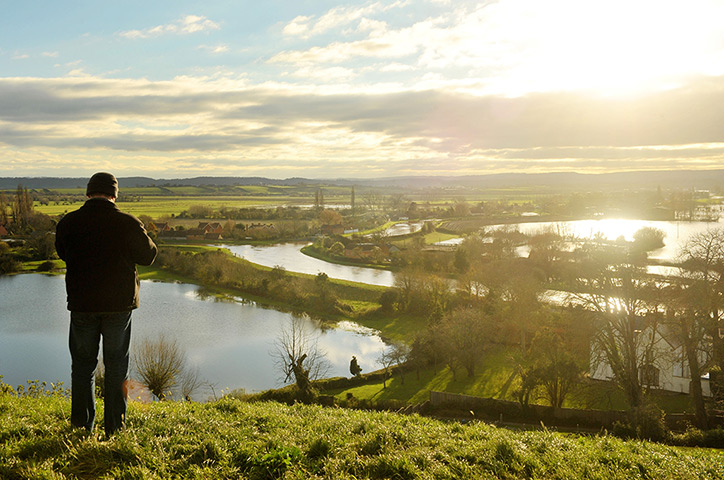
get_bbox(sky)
[2,0,724,179]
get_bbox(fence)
[428,391,717,431]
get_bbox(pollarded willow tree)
[134,336,186,400]
[273,314,330,403]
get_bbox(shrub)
[0,255,20,274]
[613,403,669,441]
[36,260,55,272]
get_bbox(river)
[222,243,397,287]
[0,274,387,399]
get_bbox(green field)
[25,182,564,219]
[35,196,313,217]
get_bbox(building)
[590,323,712,397]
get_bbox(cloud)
[3,74,724,177]
[272,0,724,95]
[281,2,406,39]
[12,54,30,60]
[119,15,220,39]
[198,44,229,54]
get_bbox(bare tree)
[0,192,9,225]
[435,306,495,379]
[376,343,410,387]
[134,336,185,400]
[664,280,712,429]
[179,365,204,401]
[569,247,665,408]
[675,228,724,419]
[377,349,395,389]
[273,315,330,402]
[519,310,588,408]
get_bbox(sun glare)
[481,0,724,97]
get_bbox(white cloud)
[281,1,406,39]
[42,51,59,58]
[199,44,229,54]
[119,15,220,39]
[272,0,724,96]
[12,54,30,60]
[289,66,356,80]
[282,15,313,36]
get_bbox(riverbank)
[137,245,410,338]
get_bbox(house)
[0,224,8,237]
[197,222,223,235]
[151,222,171,233]
[590,322,712,397]
[184,222,224,240]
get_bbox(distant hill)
[1,170,723,191]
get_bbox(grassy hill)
[2,393,723,479]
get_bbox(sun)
[477,0,724,97]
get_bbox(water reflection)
[437,219,720,263]
[0,275,387,397]
[513,219,720,261]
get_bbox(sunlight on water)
[510,219,721,261]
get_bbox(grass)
[327,347,522,405]
[33,186,356,217]
[353,312,428,344]
[36,196,313,217]
[422,231,460,244]
[2,393,723,479]
[326,345,696,414]
[300,245,392,271]
[18,259,65,273]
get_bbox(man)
[55,172,157,436]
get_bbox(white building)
[591,324,711,397]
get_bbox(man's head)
[86,172,118,200]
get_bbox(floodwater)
[0,275,387,398]
[439,219,721,263]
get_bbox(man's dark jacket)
[55,198,158,312]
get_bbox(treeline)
[0,185,58,274]
[177,205,321,220]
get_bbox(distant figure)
[55,172,157,436]
[350,356,362,377]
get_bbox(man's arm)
[55,219,67,261]
[128,218,158,266]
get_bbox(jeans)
[69,311,132,436]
